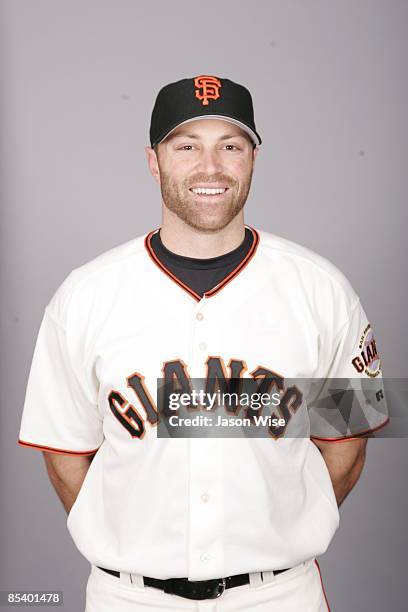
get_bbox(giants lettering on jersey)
[351,323,381,378]
[107,356,303,440]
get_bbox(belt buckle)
[215,577,226,598]
[171,577,226,600]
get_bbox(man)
[18,75,389,611]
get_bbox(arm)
[311,437,368,507]
[42,451,95,514]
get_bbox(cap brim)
[157,115,261,146]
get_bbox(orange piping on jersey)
[144,226,260,301]
[17,439,100,456]
[144,229,201,301]
[314,559,331,611]
[310,416,390,442]
[203,226,260,297]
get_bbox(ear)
[253,146,259,160]
[145,146,161,184]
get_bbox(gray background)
[1,0,407,610]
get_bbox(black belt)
[97,566,290,600]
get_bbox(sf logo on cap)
[194,75,221,106]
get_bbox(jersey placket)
[187,296,224,580]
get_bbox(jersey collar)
[144,225,260,302]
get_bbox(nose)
[195,147,223,175]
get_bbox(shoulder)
[45,232,150,326]
[255,227,359,306]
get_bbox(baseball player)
[18,75,389,611]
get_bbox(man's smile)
[189,186,230,197]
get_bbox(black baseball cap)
[149,75,262,148]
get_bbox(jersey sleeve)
[307,299,389,441]
[18,303,104,456]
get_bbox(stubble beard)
[158,166,254,233]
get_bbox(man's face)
[147,119,258,232]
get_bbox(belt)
[97,566,290,600]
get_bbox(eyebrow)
[167,132,247,142]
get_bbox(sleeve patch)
[351,323,381,378]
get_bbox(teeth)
[190,187,227,195]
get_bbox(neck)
[159,209,246,258]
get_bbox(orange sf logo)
[194,75,222,106]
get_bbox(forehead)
[164,118,249,141]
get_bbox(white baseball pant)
[84,558,330,611]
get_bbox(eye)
[177,145,195,151]
[224,144,240,151]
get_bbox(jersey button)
[198,342,207,350]
[196,312,204,321]
[201,493,210,503]
[200,553,210,562]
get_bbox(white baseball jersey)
[18,226,388,581]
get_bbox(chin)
[182,213,240,233]
[164,194,245,233]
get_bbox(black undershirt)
[150,228,254,297]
